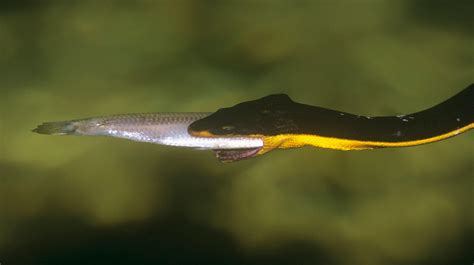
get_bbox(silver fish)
[33,113,263,151]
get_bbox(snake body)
[189,84,473,161]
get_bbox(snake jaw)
[213,147,262,162]
[189,130,215,137]
[188,129,267,162]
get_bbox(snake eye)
[221,125,235,131]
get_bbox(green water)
[1,1,472,264]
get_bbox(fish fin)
[32,121,78,135]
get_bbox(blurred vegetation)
[0,1,472,264]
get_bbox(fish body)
[33,113,264,150]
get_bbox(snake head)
[188,94,299,137]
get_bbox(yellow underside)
[258,123,474,154]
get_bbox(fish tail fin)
[32,120,79,135]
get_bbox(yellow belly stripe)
[259,123,474,154]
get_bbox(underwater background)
[1,1,472,264]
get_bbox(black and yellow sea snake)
[34,84,473,162]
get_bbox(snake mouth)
[188,129,216,137]
[213,147,262,163]
[189,129,264,162]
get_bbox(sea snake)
[188,84,473,162]
[34,84,473,162]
